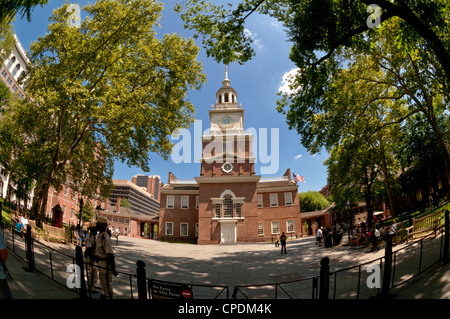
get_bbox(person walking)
[85,222,98,294]
[316,227,323,246]
[280,232,287,254]
[95,217,117,299]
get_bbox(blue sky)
[12,0,329,192]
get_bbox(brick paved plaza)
[5,230,450,299]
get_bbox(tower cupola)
[215,66,239,109]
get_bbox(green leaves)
[1,0,206,216]
[0,0,48,23]
[176,0,268,65]
[299,191,330,212]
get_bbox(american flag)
[293,172,305,183]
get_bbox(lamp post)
[346,201,352,242]
[78,197,84,230]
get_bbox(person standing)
[280,232,287,254]
[95,218,117,299]
[0,228,12,299]
[85,222,98,293]
[316,227,323,246]
[429,193,434,210]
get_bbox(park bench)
[43,223,67,244]
[393,221,406,244]
[27,219,41,239]
[406,210,441,243]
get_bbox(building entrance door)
[220,220,236,244]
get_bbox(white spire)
[222,66,230,87]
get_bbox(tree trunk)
[30,178,51,223]
[381,161,396,217]
[426,115,450,197]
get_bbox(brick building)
[45,184,108,227]
[159,69,301,244]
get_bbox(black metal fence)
[2,210,449,299]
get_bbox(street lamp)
[78,197,84,230]
[346,201,352,242]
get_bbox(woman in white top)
[20,213,29,226]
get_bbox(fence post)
[319,257,330,300]
[444,210,449,265]
[382,235,393,299]
[75,245,87,299]
[25,224,35,272]
[136,260,147,299]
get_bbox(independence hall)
[159,69,301,244]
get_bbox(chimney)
[168,172,176,184]
[116,197,121,213]
[284,168,292,181]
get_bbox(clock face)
[219,116,233,128]
[222,162,233,173]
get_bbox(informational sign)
[150,279,193,299]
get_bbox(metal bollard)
[382,235,393,298]
[444,210,449,264]
[75,245,87,299]
[25,224,35,271]
[136,260,147,299]
[319,257,330,299]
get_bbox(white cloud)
[244,28,263,49]
[270,20,283,31]
[294,154,303,159]
[278,68,301,95]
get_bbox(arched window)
[11,63,21,77]
[224,93,229,102]
[223,195,233,217]
[6,56,15,70]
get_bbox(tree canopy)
[299,191,330,212]
[0,0,48,23]
[175,0,450,215]
[0,0,206,220]
[176,1,449,85]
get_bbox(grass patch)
[386,199,450,228]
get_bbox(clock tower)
[200,67,255,177]
[159,67,300,246]
[196,67,260,244]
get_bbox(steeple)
[223,66,230,87]
[215,66,238,109]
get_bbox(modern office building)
[108,179,160,217]
[132,174,162,201]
